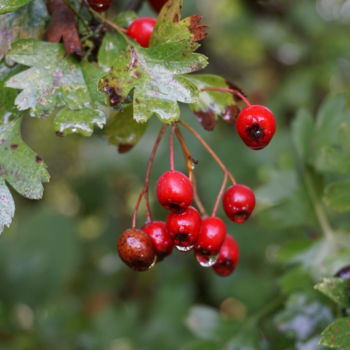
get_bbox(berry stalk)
[201,87,251,106]
[211,173,228,217]
[177,120,237,185]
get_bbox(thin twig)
[211,173,228,217]
[169,125,176,171]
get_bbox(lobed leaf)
[0,178,14,233]
[315,277,350,308]
[0,0,34,14]
[320,317,350,348]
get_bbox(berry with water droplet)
[117,229,156,271]
[213,234,240,277]
[88,0,112,12]
[195,217,226,257]
[166,206,201,251]
[236,105,276,150]
[142,221,174,261]
[223,184,255,223]
[156,170,193,212]
[127,17,157,48]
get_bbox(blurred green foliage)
[1,0,350,349]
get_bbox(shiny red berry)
[117,229,156,271]
[236,105,276,150]
[195,217,226,257]
[156,170,193,212]
[213,235,240,277]
[142,221,174,261]
[127,17,156,48]
[222,184,255,224]
[88,0,112,12]
[148,0,167,12]
[166,206,201,251]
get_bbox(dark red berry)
[195,217,226,257]
[127,17,156,48]
[335,266,350,280]
[236,105,276,150]
[213,234,240,277]
[142,221,174,261]
[148,0,167,12]
[222,184,255,224]
[156,170,193,212]
[166,206,201,251]
[117,228,156,271]
[88,0,112,12]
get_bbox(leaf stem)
[177,120,237,185]
[211,173,228,217]
[132,125,168,227]
[202,87,251,106]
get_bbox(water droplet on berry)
[176,244,194,252]
[195,253,218,267]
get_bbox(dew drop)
[176,244,194,252]
[195,253,218,267]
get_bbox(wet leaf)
[320,317,350,348]
[186,74,237,130]
[0,178,14,233]
[104,104,147,153]
[0,0,48,59]
[315,277,350,308]
[98,31,127,68]
[5,39,106,134]
[0,0,34,14]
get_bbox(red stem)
[169,124,175,171]
[211,173,228,217]
[201,87,252,106]
[131,125,168,228]
[178,120,237,185]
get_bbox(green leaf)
[291,108,314,160]
[6,39,106,134]
[113,10,137,28]
[104,104,147,152]
[315,277,350,308]
[99,43,207,123]
[0,115,49,199]
[98,32,127,68]
[279,267,313,294]
[323,180,350,212]
[185,306,220,340]
[0,0,33,14]
[0,179,14,233]
[0,0,48,59]
[321,318,350,348]
[186,74,238,130]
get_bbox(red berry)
[236,105,276,150]
[142,221,174,261]
[127,17,156,48]
[222,184,255,224]
[156,170,193,212]
[166,206,201,251]
[117,229,156,271]
[195,217,226,257]
[88,0,112,12]
[213,235,240,277]
[148,0,167,12]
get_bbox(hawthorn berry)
[166,206,201,251]
[213,234,240,277]
[156,170,193,212]
[222,184,256,224]
[142,221,174,261]
[195,217,226,257]
[236,105,276,150]
[117,229,156,271]
[127,17,157,48]
[88,0,112,12]
[148,0,167,12]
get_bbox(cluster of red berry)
[117,101,276,277]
